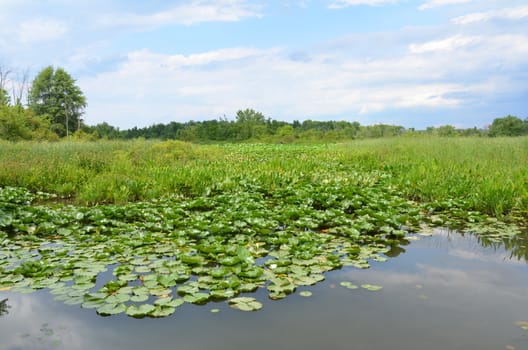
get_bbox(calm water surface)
[1,230,527,350]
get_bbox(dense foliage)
[0,104,58,141]
[84,112,527,143]
[28,66,86,137]
[0,138,526,220]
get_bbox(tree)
[435,125,457,137]
[0,88,9,106]
[0,65,12,106]
[0,104,57,141]
[28,66,86,137]
[235,109,266,139]
[488,115,526,137]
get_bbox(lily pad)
[183,292,210,304]
[150,305,176,318]
[515,321,528,331]
[228,297,263,311]
[130,294,149,302]
[126,304,156,318]
[339,281,359,289]
[96,303,126,316]
[361,284,383,291]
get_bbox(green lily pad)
[299,291,312,297]
[106,293,130,304]
[361,284,383,291]
[210,289,236,300]
[150,305,176,318]
[126,304,156,318]
[229,297,263,311]
[339,281,359,289]
[183,292,210,304]
[130,294,149,302]
[149,288,172,297]
[154,297,184,308]
[96,303,126,316]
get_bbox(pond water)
[1,229,527,350]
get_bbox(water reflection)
[1,230,527,350]
[470,230,528,262]
[0,298,10,316]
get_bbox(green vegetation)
[28,66,86,137]
[0,137,525,219]
[0,138,526,318]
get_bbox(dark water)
[1,230,527,350]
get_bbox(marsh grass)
[0,137,526,220]
[334,137,528,218]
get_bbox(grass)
[333,137,528,219]
[0,136,526,221]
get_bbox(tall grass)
[0,137,526,220]
[334,137,528,218]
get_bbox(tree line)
[1,65,527,142]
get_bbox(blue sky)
[1,0,527,129]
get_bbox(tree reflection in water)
[0,298,10,316]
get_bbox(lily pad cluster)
[0,171,519,317]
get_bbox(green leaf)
[339,281,359,290]
[229,297,263,311]
[183,292,210,304]
[97,303,127,316]
[130,294,149,302]
[361,284,383,291]
[150,306,176,318]
[126,304,156,318]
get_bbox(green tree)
[89,122,122,139]
[0,88,9,106]
[488,115,526,137]
[435,125,457,137]
[235,108,266,139]
[28,66,86,137]
[0,104,57,141]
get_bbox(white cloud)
[17,18,68,44]
[98,0,261,28]
[328,0,400,9]
[408,35,481,54]
[419,0,472,11]
[452,5,528,25]
[79,31,528,128]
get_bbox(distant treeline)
[80,109,528,143]
[1,63,526,142]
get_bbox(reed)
[0,137,526,220]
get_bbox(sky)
[0,0,527,130]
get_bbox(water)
[1,230,527,350]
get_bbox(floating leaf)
[150,306,176,318]
[130,294,149,302]
[96,303,126,316]
[183,292,210,304]
[126,304,156,318]
[515,321,528,331]
[339,281,358,290]
[361,284,383,291]
[299,291,312,297]
[229,297,263,311]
